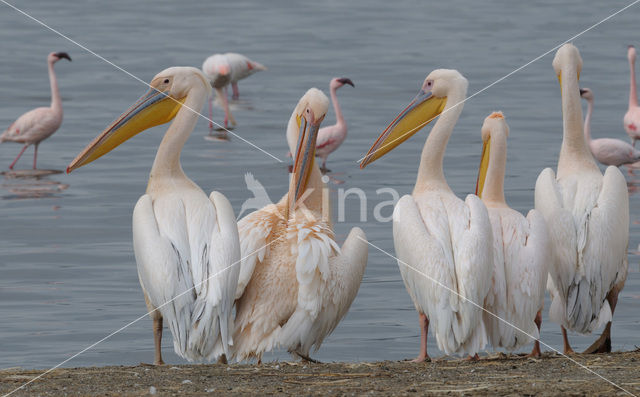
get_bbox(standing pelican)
[475,112,549,357]
[535,44,628,354]
[581,88,640,168]
[233,88,368,362]
[67,67,240,364]
[624,45,640,147]
[1,52,71,169]
[315,77,354,172]
[201,53,267,137]
[360,70,493,361]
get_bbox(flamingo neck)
[630,58,638,108]
[149,85,206,184]
[557,66,598,178]
[482,128,507,207]
[48,60,62,112]
[414,89,465,193]
[583,97,593,143]
[330,85,345,127]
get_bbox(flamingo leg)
[412,313,430,362]
[527,310,543,357]
[583,286,619,354]
[561,326,574,355]
[208,96,214,132]
[9,144,29,170]
[231,82,240,100]
[33,143,39,169]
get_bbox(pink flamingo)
[624,45,640,147]
[315,77,354,172]
[201,53,266,138]
[1,52,71,169]
[582,87,640,168]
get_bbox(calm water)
[0,0,639,369]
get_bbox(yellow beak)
[360,89,446,169]
[475,137,491,197]
[67,87,185,173]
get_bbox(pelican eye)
[164,79,170,84]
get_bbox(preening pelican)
[624,45,640,147]
[1,52,71,169]
[233,88,368,362]
[535,44,628,354]
[580,88,640,168]
[360,69,492,361]
[67,67,241,364]
[475,112,549,357]
[315,77,354,172]
[201,53,267,136]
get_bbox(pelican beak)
[288,110,325,217]
[475,137,491,197]
[360,88,446,168]
[67,87,185,173]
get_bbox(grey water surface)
[0,0,639,369]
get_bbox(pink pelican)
[201,53,266,138]
[581,87,640,168]
[232,88,368,363]
[315,77,354,172]
[624,45,640,146]
[1,52,71,169]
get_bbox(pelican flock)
[1,51,71,169]
[315,77,354,172]
[67,67,241,364]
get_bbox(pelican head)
[287,88,329,217]
[360,69,467,168]
[628,45,636,64]
[552,43,582,88]
[67,66,210,173]
[475,111,509,197]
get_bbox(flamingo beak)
[67,86,185,173]
[475,137,491,197]
[55,52,72,61]
[337,78,354,87]
[360,88,446,168]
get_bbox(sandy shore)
[1,350,639,396]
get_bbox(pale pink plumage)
[315,77,353,170]
[581,87,640,167]
[624,45,640,147]
[1,52,71,169]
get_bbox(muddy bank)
[1,350,639,396]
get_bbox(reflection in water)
[1,169,68,199]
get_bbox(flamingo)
[1,52,71,170]
[624,45,640,147]
[67,67,241,365]
[475,112,549,357]
[360,69,493,361]
[535,44,628,355]
[315,77,354,172]
[201,53,266,138]
[232,88,368,363]
[581,87,640,168]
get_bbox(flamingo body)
[315,77,354,170]
[624,45,640,146]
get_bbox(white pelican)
[315,77,354,172]
[232,88,368,362]
[201,53,267,137]
[535,43,629,354]
[67,67,241,364]
[360,69,493,361]
[1,52,71,169]
[580,88,640,168]
[624,45,640,147]
[475,112,549,357]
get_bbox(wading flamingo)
[360,69,493,361]
[201,53,266,138]
[315,77,354,172]
[1,52,71,170]
[624,45,640,147]
[475,112,549,357]
[67,67,241,365]
[232,88,368,363]
[535,44,628,355]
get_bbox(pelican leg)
[144,293,164,365]
[527,310,543,358]
[561,326,574,355]
[32,143,39,169]
[583,286,619,354]
[9,144,29,170]
[412,313,430,362]
[231,82,240,100]
[466,353,480,361]
[293,351,321,363]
